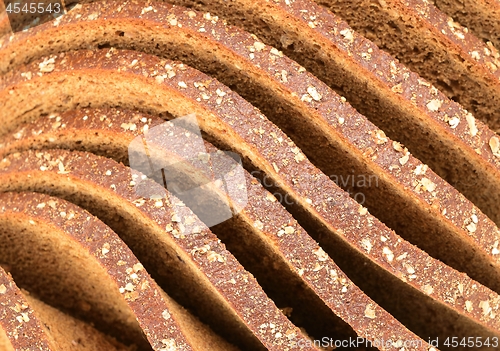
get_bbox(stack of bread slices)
[1,0,500,350]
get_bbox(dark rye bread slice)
[1,5,500,240]
[0,153,315,351]
[0,267,132,351]
[1,21,500,298]
[2,48,500,295]
[0,107,432,350]
[1,3,499,292]
[0,51,498,344]
[150,0,500,227]
[434,0,500,49]
[0,191,239,351]
[312,0,500,130]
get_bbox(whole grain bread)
[2,24,500,296]
[433,0,500,49]
[0,150,316,351]
[0,48,498,344]
[154,0,500,229]
[1,4,499,294]
[312,0,500,130]
[1,3,500,244]
[0,265,131,351]
[0,106,435,350]
[0,191,241,351]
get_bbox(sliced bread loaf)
[1,48,500,303]
[0,107,433,349]
[0,265,131,351]
[0,48,498,342]
[0,191,240,351]
[1,1,500,239]
[0,151,315,351]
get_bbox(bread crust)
[0,149,316,351]
[0,107,432,349]
[0,1,499,250]
[0,49,499,342]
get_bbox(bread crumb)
[364,304,376,319]
[313,247,328,261]
[382,247,394,262]
[0,284,6,294]
[426,99,442,112]
[448,116,460,129]
[422,284,434,295]
[339,28,354,43]
[420,178,437,192]
[254,41,265,52]
[162,310,171,320]
[102,243,110,255]
[489,136,500,156]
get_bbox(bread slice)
[312,0,500,129]
[2,45,500,296]
[0,191,241,351]
[0,50,499,343]
[1,3,500,244]
[0,107,435,348]
[152,0,500,228]
[0,152,315,351]
[0,266,131,351]
[0,4,499,298]
[434,0,500,49]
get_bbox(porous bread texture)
[434,0,500,49]
[2,48,500,313]
[0,50,498,344]
[0,151,314,351]
[1,5,500,269]
[0,191,220,351]
[314,0,500,130]
[156,0,500,228]
[0,107,431,350]
[0,266,131,351]
[1,14,500,297]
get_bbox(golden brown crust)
[0,191,201,351]
[0,48,498,342]
[0,107,432,349]
[0,149,316,351]
[0,4,499,297]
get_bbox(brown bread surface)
[0,265,131,351]
[433,0,500,49]
[0,49,498,344]
[0,107,432,350]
